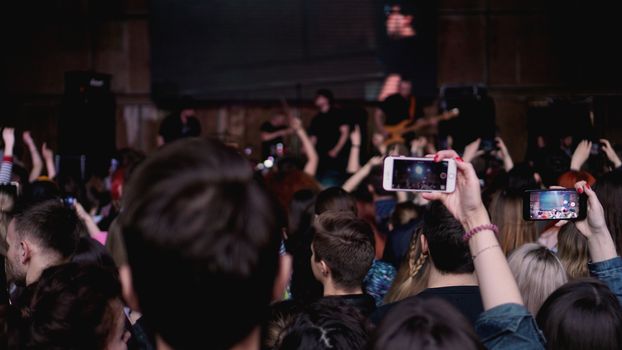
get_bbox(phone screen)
[525,190,585,220]
[391,159,449,191]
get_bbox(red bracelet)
[2,156,13,162]
[463,224,499,242]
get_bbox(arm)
[601,139,622,169]
[495,137,514,172]
[570,140,591,171]
[346,125,362,173]
[1,128,15,183]
[374,109,386,136]
[260,128,293,142]
[75,201,102,239]
[462,138,484,163]
[23,131,43,182]
[290,118,319,177]
[342,156,383,192]
[42,143,56,180]
[328,124,350,158]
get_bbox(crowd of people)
[1,81,622,350]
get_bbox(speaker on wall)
[59,71,115,178]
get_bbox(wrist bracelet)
[463,224,498,242]
[3,156,13,162]
[472,244,500,260]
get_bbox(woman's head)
[508,243,568,315]
[383,228,430,304]
[27,263,128,350]
[557,223,589,279]
[558,170,596,189]
[371,297,484,350]
[489,191,537,255]
[537,278,622,350]
[593,171,622,254]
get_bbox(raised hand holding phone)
[574,181,617,263]
[382,156,456,193]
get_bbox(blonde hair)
[383,228,430,304]
[508,243,568,315]
[489,191,537,255]
[557,223,589,279]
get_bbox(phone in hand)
[383,156,457,193]
[523,189,587,221]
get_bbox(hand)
[422,151,489,228]
[350,125,362,146]
[290,117,302,131]
[328,149,338,158]
[574,181,609,239]
[600,139,622,168]
[42,142,54,160]
[495,137,509,159]
[367,156,383,167]
[463,138,484,163]
[570,140,592,170]
[410,137,427,156]
[22,131,34,145]
[2,127,15,150]
[73,201,90,222]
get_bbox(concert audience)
[2,84,622,350]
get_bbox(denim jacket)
[474,257,622,349]
[589,256,622,304]
[475,303,545,350]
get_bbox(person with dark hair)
[314,187,358,216]
[311,211,376,316]
[371,297,485,350]
[25,263,129,349]
[593,170,622,254]
[5,200,85,287]
[274,298,369,350]
[156,103,201,146]
[260,112,293,160]
[72,236,119,278]
[371,201,483,325]
[536,279,622,350]
[308,89,350,187]
[383,201,421,269]
[119,138,288,350]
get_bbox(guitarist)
[375,79,417,143]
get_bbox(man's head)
[5,200,84,285]
[315,89,334,111]
[120,138,283,349]
[311,211,375,293]
[421,201,474,274]
[398,80,412,98]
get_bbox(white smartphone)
[383,156,457,193]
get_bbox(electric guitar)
[383,108,459,145]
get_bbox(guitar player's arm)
[374,109,387,136]
[328,124,349,158]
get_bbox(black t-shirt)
[381,93,411,126]
[158,115,201,144]
[320,294,377,318]
[308,108,349,173]
[370,285,484,326]
[260,121,288,159]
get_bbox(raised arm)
[346,125,362,173]
[23,131,43,182]
[422,151,523,309]
[261,128,293,142]
[600,139,622,169]
[342,156,383,193]
[1,127,15,183]
[290,118,318,177]
[42,142,56,180]
[495,137,514,172]
[570,140,591,171]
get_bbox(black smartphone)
[523,189,587,221]
[479,138,497,153]
[62,196,76,207]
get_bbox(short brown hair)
[312,211,375,289]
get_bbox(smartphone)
[62,196,76,207]
[590,141,602,155]
[523,189,587,221]
[383,157,457,193]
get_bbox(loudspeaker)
[439,85,496,151]
[59,71,115,178]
